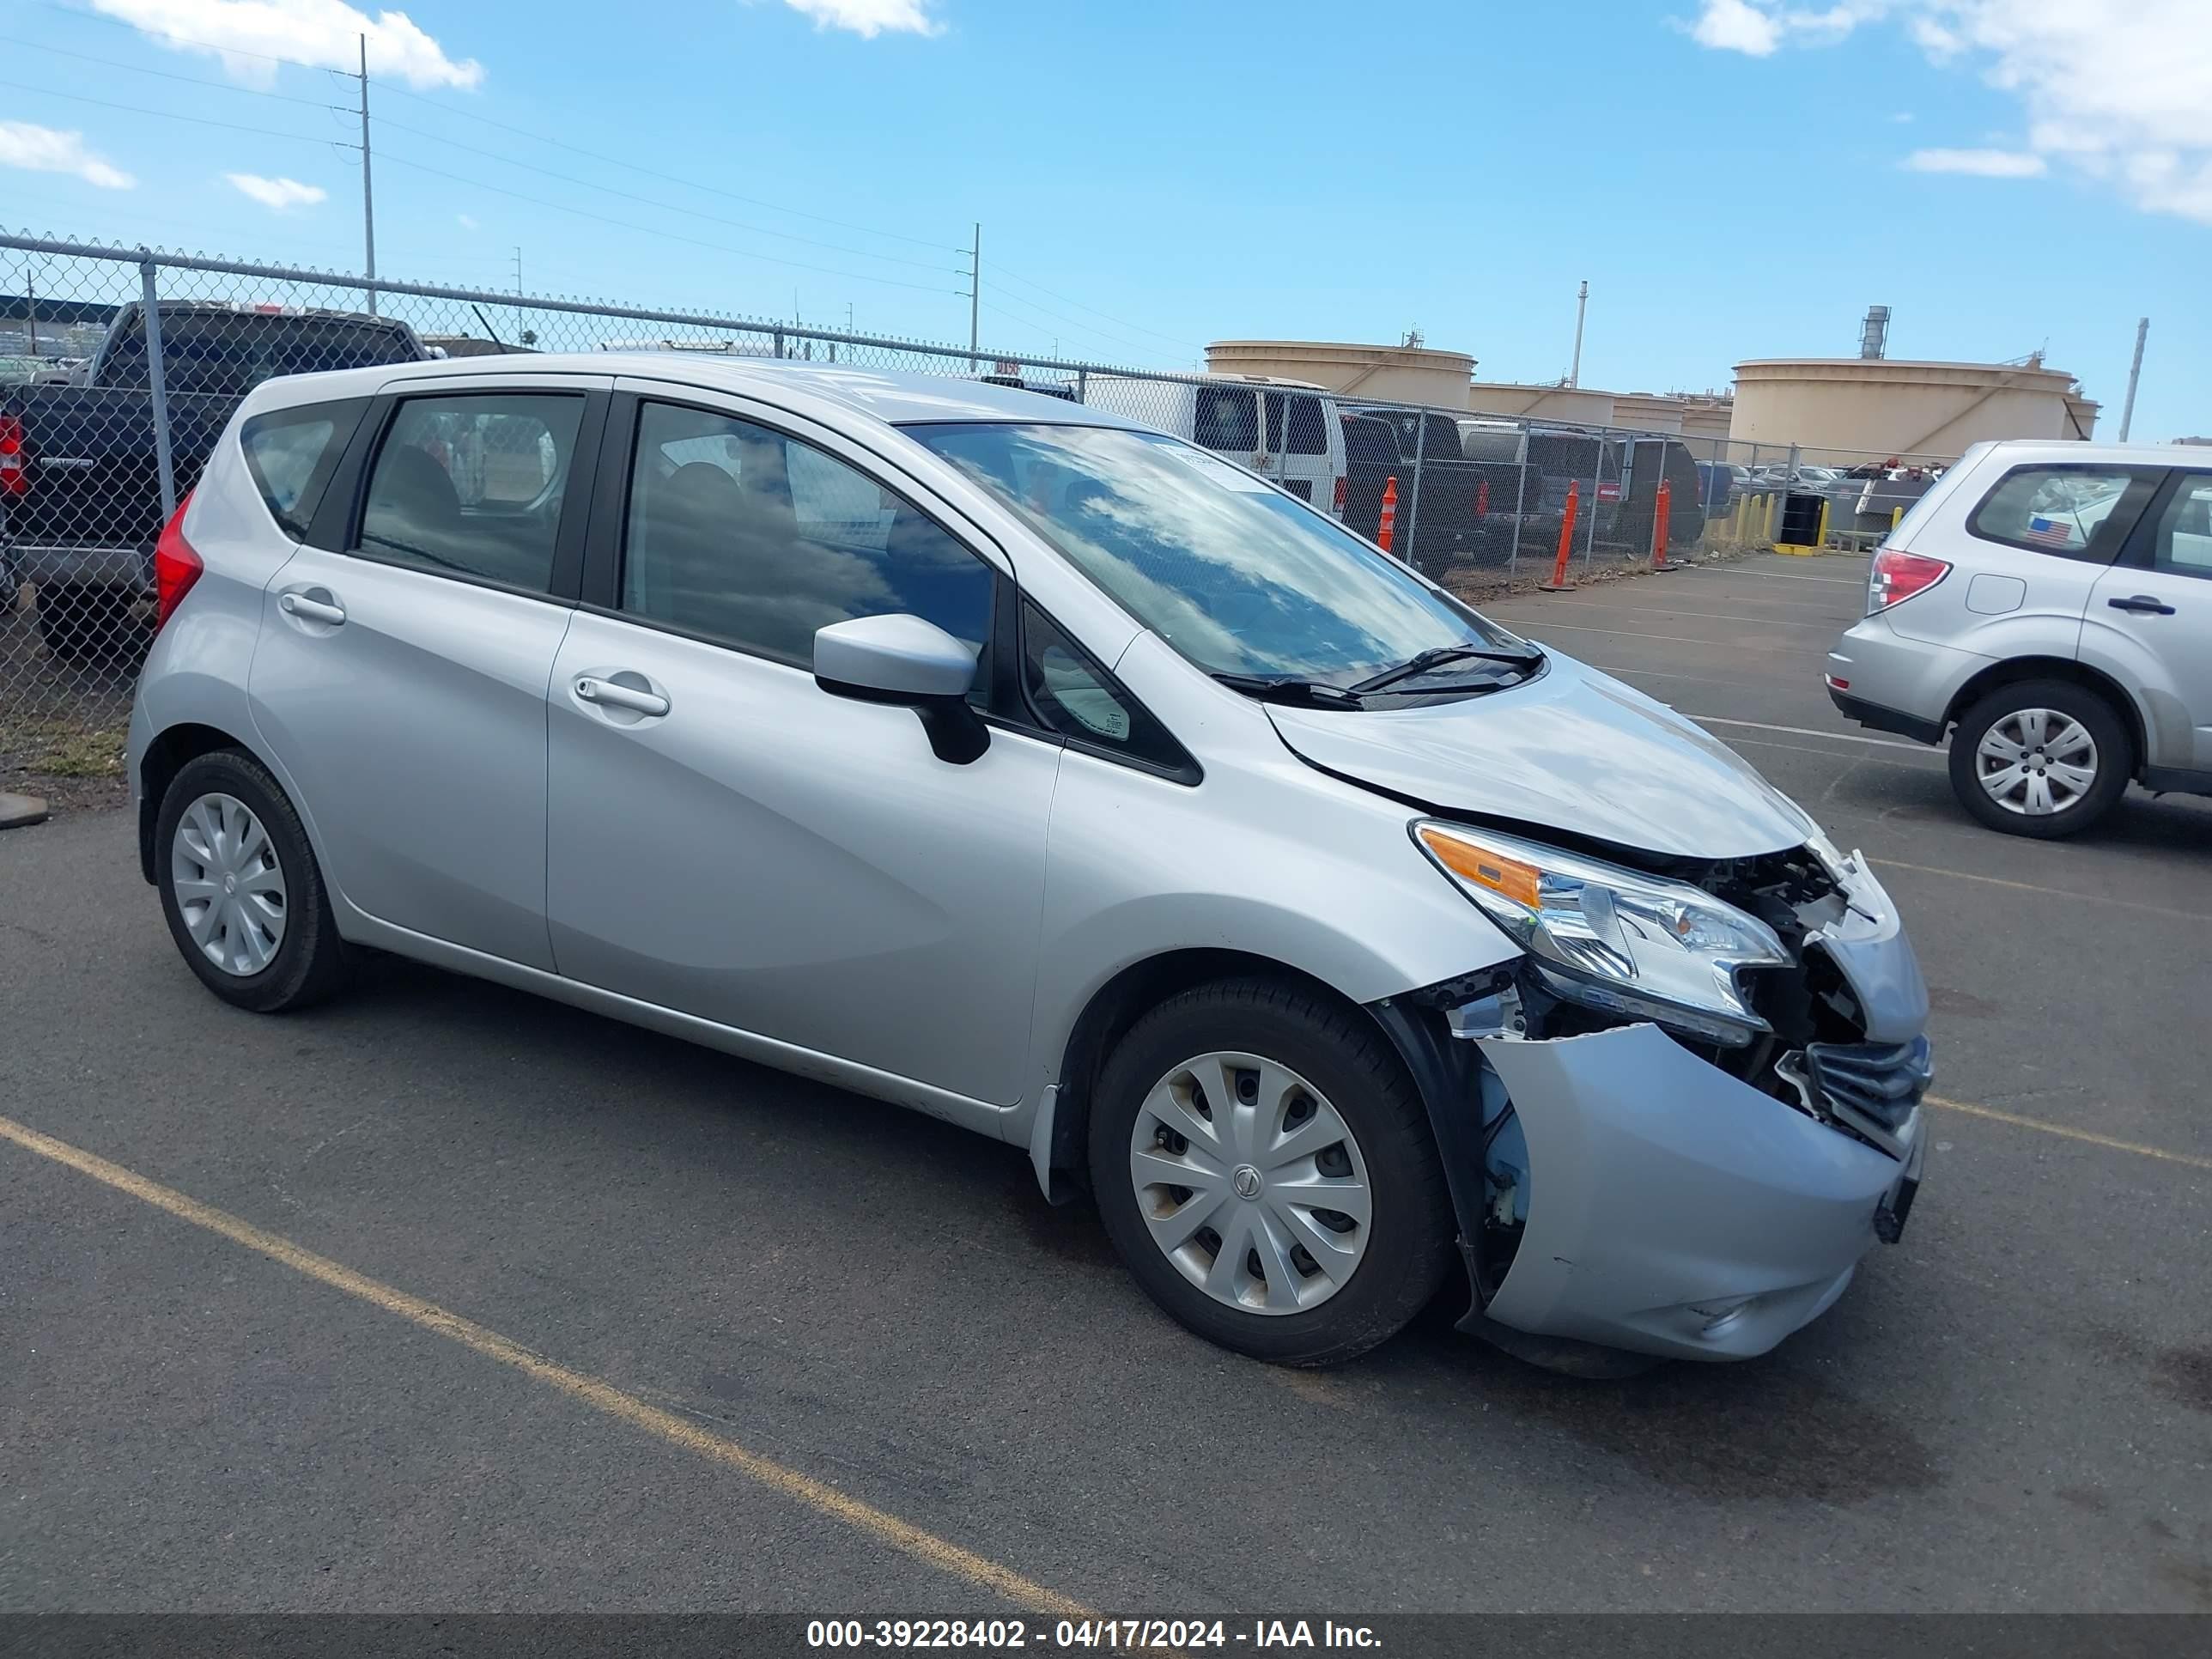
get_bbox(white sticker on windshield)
[1158,444,1273,492]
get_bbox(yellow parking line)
[0,1112,1097,1621]
[1923,1096,2212,1172]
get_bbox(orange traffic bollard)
[1539,481,1580,591]
[1377,476,1399,555]
[1650,478,1676,571]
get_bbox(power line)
[976,286,1170,362]
[372,152,960,297]
[990,261,1204,351]
[11,37,350,109]
[0,77,355,149]
[368,114,957,275]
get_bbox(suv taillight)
[1869,545,1949,612]
[153,493,203,630]
[1333,474,1347,514]
[1474,479,1490,518]
[0,414,26,497]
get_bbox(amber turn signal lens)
[1417,828,1542,908]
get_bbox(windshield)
[909,422,1534,690]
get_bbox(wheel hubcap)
[1128,1051,1371,1316]
[171,792,288,976]
[1975,708,2098,817]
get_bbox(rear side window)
[356,392,583,593]
[1264,393,1328,457]
[240,399,365,540]
[1968,465,2143,562]
[1194,386,1258,453]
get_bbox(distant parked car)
[1828,439,2212,837]
[1079,374,1347,518]
[0,300,428,657]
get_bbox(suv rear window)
[1967,465,2144,561]
[240,398,368,540]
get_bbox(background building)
[1204,340,1475,408]
[1730,356,2098,464]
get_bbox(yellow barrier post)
[1816,498,1832,550]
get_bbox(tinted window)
[356,393,581,592]
[1022,604,1192,775]
[106,310,420,396]
[1263,392,1328,457]
[240,399,362,540]
[620,402,993,685]
[1193,385,1258,453]
[1969,465,2142,561]
[2152,474,2212,579]
[914,423,1532,687]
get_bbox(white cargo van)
[1080,374,1350,519]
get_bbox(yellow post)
[1763,493,1778,546]
[1816,498,1832,550]
[1891,504,1903,533]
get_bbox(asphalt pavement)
[3,550,2208,1616]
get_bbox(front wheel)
[1088,978,1455,1367]
[1948,678,2131,839]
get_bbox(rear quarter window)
[239,398,368,540]
[1966,464,2152,562]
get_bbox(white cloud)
[1682,3,2212,222]
[226,172,327,210]
[91,0,483,89]
[0,121,135,189]
[1690,0,1781,53]
[457,212,478,229]
[779,0,941,39]
[1904,146,2046,175]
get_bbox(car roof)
[249,351,1156,432]
[1971,438,2204,466]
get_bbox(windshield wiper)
[1211,672,1364,708]
[1348,642,1543,696]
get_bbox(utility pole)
[357,33,377,316]
[513,246,523,296]
[962,223,981,369]
[1569,280,1588,388]
[2118,316,2149,442]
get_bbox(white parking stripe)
[1710,568,1863,585]
[1687,715,1931,752]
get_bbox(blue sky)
[2,0,2204,440]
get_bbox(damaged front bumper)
[1474,1022,1924,1361]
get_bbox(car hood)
[1265,653,1816,860]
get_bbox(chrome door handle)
[280,592,347,625]
[2107,595,2176,616]
[574,676,670,717]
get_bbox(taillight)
[1474,480,1490,518]
[1596,481,1620,502]
[153,493,203,630]
[0,414,26,497]
[1869,545,1949,612]
[1333,474,1347,513]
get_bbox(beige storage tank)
[1463,380,1616,426]
[1731,357,2098,463]
[1611,393,1686,434]
[1205,341,1475,410]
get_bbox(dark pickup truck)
[1340,409,1526,577]
[1,301,427,656]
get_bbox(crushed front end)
[1400,829,1930,1365]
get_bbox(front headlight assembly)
[1413,821,1790,1047]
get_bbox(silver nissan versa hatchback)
[129,357,1932,1372]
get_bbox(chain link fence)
[2,230,1954,792]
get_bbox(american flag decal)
[2022,515,2076,549]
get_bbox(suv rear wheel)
[1948,678,2131,839]
[1088,977,1454,1366]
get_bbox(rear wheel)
[1948,678,2130,839]
[155,749,352,1012]
[1088,978,1455,1367]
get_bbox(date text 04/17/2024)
[805,1619,1383,1650]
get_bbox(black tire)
[155,748,352,1012]
[35,583,141,663]
[1948,678,2131,840]
[1088,977,1455,1367]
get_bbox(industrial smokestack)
[1860,305,1891,361]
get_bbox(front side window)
[910,423,1533,690]
[357,393,581,592]
[1021,603,1191,775]
[620,402,994,685]
[2151,474,2212,579]
[1969,465,2141,561]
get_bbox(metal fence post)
[1580,440,1601,574]
[1076,368,1088,405]
[1507,453,1528,577]
[773,328,786,361]
[1405,413,1427,569]
[139,256,177,521]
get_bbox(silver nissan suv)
[1827,439,2212,838]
